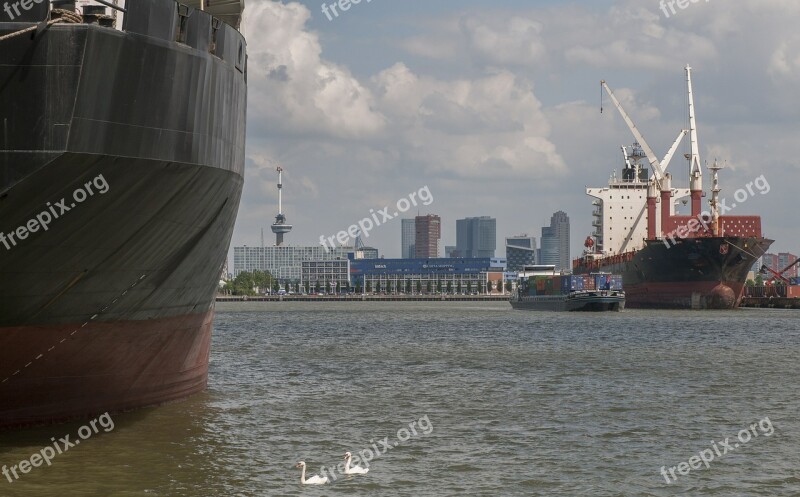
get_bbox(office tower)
[539,211,570,272]
[415,215,441,258]
[456,216,497,258]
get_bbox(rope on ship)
[0,9,82,43]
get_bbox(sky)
[231,0,800,261]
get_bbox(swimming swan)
[343,452,369,475]
[295,461,329,484]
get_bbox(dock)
[216,295,511,302]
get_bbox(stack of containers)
[609,275,624,290]
[595,274,609,290]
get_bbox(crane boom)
[601,80,666,186]
[661,130,688,172]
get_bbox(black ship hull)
[575,236,773,309]
[510,292,625,312]
[0,1,246,428]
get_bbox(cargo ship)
[0,0,247,428]
[510,267,625,312]
[573,66,772,309]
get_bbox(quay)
[216,295,511,302]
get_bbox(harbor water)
[1,302,799,496]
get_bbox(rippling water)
[1,302,799,496]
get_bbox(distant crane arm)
[601,81,666,185]
[759,258,800,284]
[661,130,688,172]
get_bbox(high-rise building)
[445,245,459,258]
[415,215,441,258]
[506,235,537,272]
[456,216,497,258]
[539,211,570,272]
[401,219,416,259]
[778,253,799,278]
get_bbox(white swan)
[343,452,369,475]
[295,461,329,485]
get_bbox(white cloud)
[243,1,385,139]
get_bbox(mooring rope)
[0,8,83,43]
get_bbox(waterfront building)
[350,257,503,294]
[506,235,537,272]
[233,245,352,281]
[456,216,497,258]
[301,259,351,292]
[401,219,416,259]
[415,214,441,258]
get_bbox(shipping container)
[595,274,609,290]
[790,277,800,286]
[583,275,596,291]
[788,285,800,299]
[609,275,624,290]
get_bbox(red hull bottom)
[0,311,213,430]
[624,281,745,309]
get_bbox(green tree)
[505,281,512,293]
[326,281,332,294]
[272,280,280,293]
[447,281,453,294]
[416,281,422,294]
[755,274,764,286]
[304,281,310,294]
[315,281,321,293]
[436,280,442,293]
[457,281,462,294]
[467,281,472,293]
[487,280,494,293]
[232,271,256,296]
[356,283,362,293]
[428,281,433,294]
[745,279,755,288]
[406,280,413,294]
[375,281,382,293]
[366,281,372,293]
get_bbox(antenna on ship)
[270,166,293,246]
[708,159,723,236]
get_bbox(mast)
[686,65,703,218]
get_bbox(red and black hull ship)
[575,235,772,309]
[0,0,246,429]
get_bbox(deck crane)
[600,81,687,188]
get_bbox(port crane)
[759,258,800,285]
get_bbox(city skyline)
[231,0,799,264]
